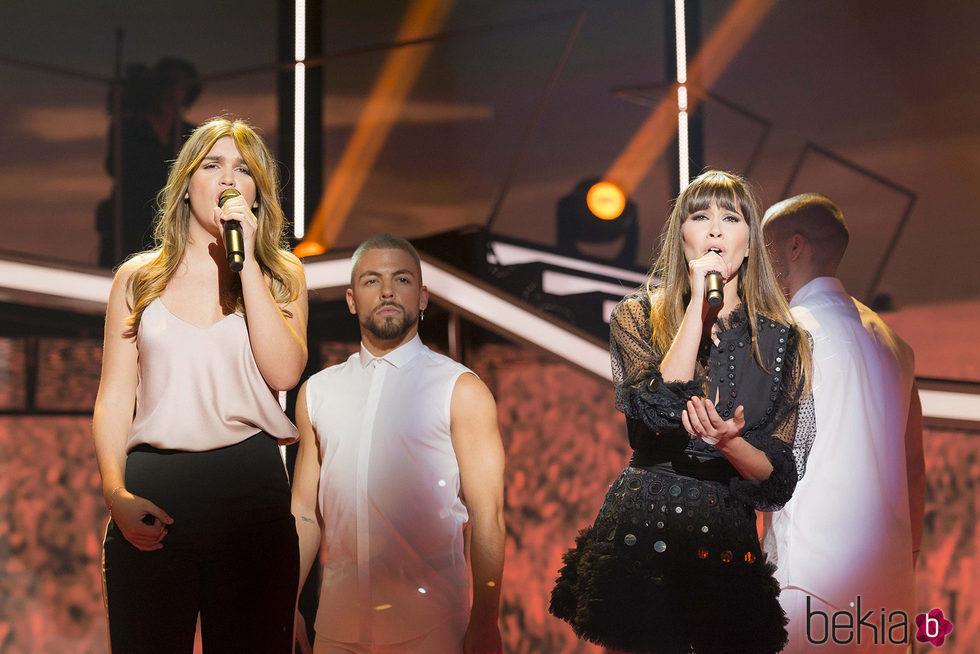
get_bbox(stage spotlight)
[586,181,626,220]
[557,178,638,268]
[294,240,326,258]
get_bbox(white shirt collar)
[790,276,847,309]
[359,333,426,369]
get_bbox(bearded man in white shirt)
[762,194,925,652]
[291,234,505,654]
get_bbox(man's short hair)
[763,193,850,272]
[350,234,422,283]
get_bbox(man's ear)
[789,233,805,262]
[419,284,429,311]
[345,288,357,316]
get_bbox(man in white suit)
[762,194,925,652]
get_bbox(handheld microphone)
[705,248,723,308]
[218,188,244,272]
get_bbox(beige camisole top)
[126,297,299,452]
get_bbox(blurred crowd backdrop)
[0,331,976,653]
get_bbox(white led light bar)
[675,0,689,192]
[293,0,307,240]
[674,0,688,84]
[678,110,689,191]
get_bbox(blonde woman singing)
[94,117,307,653]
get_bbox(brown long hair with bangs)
[124,117,304,333]
[646,170,810,386]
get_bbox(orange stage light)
[293,240,326,258]
[586,181,626,220]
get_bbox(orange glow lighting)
[293,240,326,258]
[586,181,626,220]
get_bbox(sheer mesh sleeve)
[791,390,816,480]
[611,292,703,433]
[729,325,809,511]
[779,329,816,480]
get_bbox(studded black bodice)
[610,291,807,509]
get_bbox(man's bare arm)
[291,381,323,592]
[450,373,505,654]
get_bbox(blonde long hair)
[647,171,810,386]
[125,117,304,332]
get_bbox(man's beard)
[361,302,418,341]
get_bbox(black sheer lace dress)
[550,290,811,654]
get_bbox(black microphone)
[705,248,723,308]
[218,188,244,272]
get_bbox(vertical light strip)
[675,0,689,192]
[678,110,689,189]
[294,0,306,62]
[294,63,306,238]
[674,0,688,84]
[293,0,307,239]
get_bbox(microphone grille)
[218,188,241,207]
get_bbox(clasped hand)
[682,396,744,447]
[111,489,173,551]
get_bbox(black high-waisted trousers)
[102,432,298,654]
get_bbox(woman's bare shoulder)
[114,251,159,281]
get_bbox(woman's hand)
[687,250,732,301]
[682,396,745,448]
[212,193,259,264]
[109,488,174,551]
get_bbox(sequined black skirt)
[550,466,787,654]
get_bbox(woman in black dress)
[550,170,811,653]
